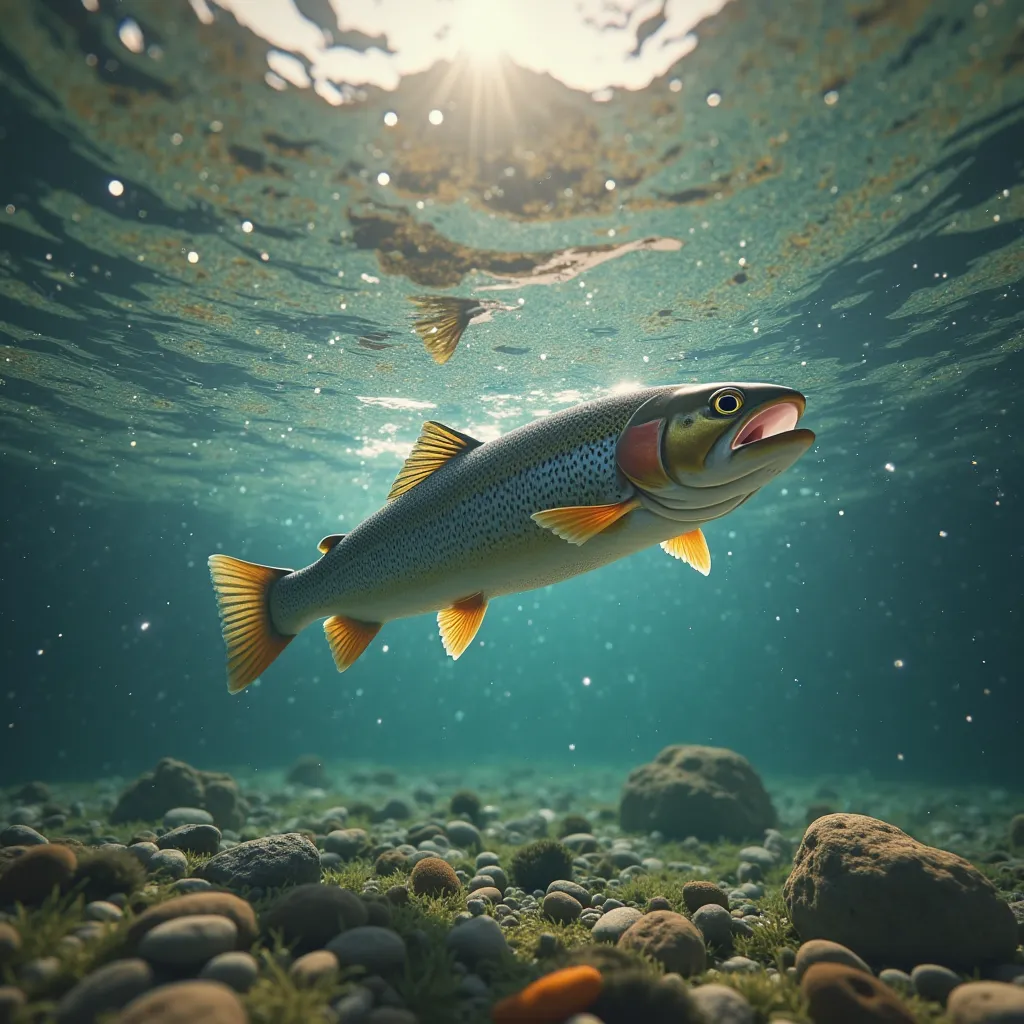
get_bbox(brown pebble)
[126,893,258,951]
[0,845,77,906]
[118,980,248,1024]
[617,910,706,977]
[408,857,460,898]
[682,880,729,914]
[0,923,21,963]
[469,886,503,904]
[543,891,583,924]
[0,986,27,1024]
[647,896,673,912]
[946,980,1024,1024]
[289,950,339,987]
[801,962,916,1023]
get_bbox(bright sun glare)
[450,0,516,62]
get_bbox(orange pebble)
[492,965,604,1024]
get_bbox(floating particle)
[428,109,444,125]
[582,676,591,687]
[118,18,144,54]
[187,251,199,264]
[242,220,253,233]
[377,171,390,186]
[568,743,576,751]
[605,179,616,191]
[669,78,681,92]
[706,91,722,107]
[824,90,839,106]
[938,530,948,538]
[170,132,183,145]
[140,621,150,631]
[383,111,398,126]
[884,462,895,472]
[108,179,124,197]
[894,659,904,668]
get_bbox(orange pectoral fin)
[531,497,642,546]
[660,528,711,576]
[438,593,487,660]
[323,615,381,671]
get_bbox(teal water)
[1,0,1022,786]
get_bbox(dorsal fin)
[318,534,345,555]
[387,420,483,500]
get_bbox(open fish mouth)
[730,399,803,450]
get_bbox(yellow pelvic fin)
[324,615,381,672]
[387,420,483,500]
[208,554,293,694]
[438,593,488,660]
[531,497,642,546]
[661,528,711,576]
[318,534,345,555]
[409,295,475,365]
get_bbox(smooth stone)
[127,893,258,951]
[118,980,247,1024]
[0,924,21,963]
[475,865,508,892]
[546,880,590,905]
[608,849,642,868]
[913,963,963,1004]
[591,906,642,943]
[127,843,158,866]
[946,980,1024,1023]
[689,982,756,1024]
[202,833,321,889]
[139,915,238,966]
[0,825,47,846]
[163,808,214,828]
[617,911,706,977]
[261,883,369,952]
[157,824,222,856]
[55,958,154,1023]
[85,901,124,922]
[290,950,339,987]
[561,833,599,854]
[333,986,374,1022]
[719,956,761,973]
[795,939,872,981]
[542,891,582,924]
[0,987,27,1024]
[324,829,370,860]
[446,821,482,849]
[147,849,188,879]
[20,956,62,986]
[879,968,914,995]
[802,962,916,1023]
[172,878,213,894]
[470,886,503,904]
[199,952,259,993]
[326,926,406,974]
[446,915,509,965]
[364,1010,417,1024]
[738,846,777,867]
[693,903,734,947]
[475,851,501,868]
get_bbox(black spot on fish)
[493,345,530,355]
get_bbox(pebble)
[618,911,706,977]
[469,886,503,904]
[802,962,915,1023]
[912,963,963,1004]
[364,1010,417,1024]
[199,951,259,992]
[324,829,370,860]
[147,849,188,879]
[718,956,761,973]
[561,833,599,853]
[446,915,509,965]
[118,980,247,1024]
[127,893,258,951]
[172,878,214,894]
[879,968,914,995]
[475,851,501,868]
[261,883,368,952]
[0,924,21,963]
[0,987,27,1024]
[466,899,486,916]
[591,906,642,943]
[946,980,1024,1023]
[683,880,730,913]
[334,986,375,1022]
[446,821,482,849]
[202,833,321,889]
[85,901,124,922]
[127,842,158,866]
[20,956,62,987]
[738,846,777,867]
[475,865,508,892]
[290,950,339,987]
[647,896,672,912]
[693,904,734,948]
[157,824,222,856]
[543,891,582,924]
[737,862,763,883]
[138,914,239,966]
[163,808,214,828]
[795,939,872,981]
[326,926,407,974]
[55,958,154,1023]
[0,844,77,906]
[689,983,756,1024]
[601,898,624,911]
[546,879,590,904]
[0,825,47,846]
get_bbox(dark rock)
[0,923,20,963]
[55,958,154,1023]
[692,904,733,948]
[801,962,917,1023]
[689,983,756,1024]
[647,896,673,912]
[385,885,409,906]
[110,760,245,831]
[1010,815,1024,851]
[405,824,445,846]
[138,915,238,966]
[16,782,51,804]
[262,884,368,951]
[203,781,247,833]
[546,879,590,904]
[326,926,407,974]
[157,824,222,856]
[198,952,259,993]
[324,829,370,861]
[373,799,412,822]
[911,963,963,1005]
[619,745,776,840]
[374,850,407,877]
[118,980,248,1024]
[286,756,328,789]
[126,893,258,951]
[446,915,509,965]
[0,825,47,847]
[784,814,1019,969]
[202,834,321,890]
[617,910,706,977]
[509,840,574,894]
[591,906,642,943]
[0,844,77,906]
[0,986,26,1024]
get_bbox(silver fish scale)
[272,386,670,629]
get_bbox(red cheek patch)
[616,418,669,489]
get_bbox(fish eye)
[710,388,744,416]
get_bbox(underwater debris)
[491,964,603,1023]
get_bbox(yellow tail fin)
[208,554,293,693]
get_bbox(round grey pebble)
[20,956,62,986]
[172,877,214,894]
[446,821,482,849]
[475,865,508,892]
[737,846,777,867]
[880,968,915,995]
[138,915,238,966]
[737,862,763,883]
[912,963,963,1004]
[689,982,756,1024]
[475,851,500,868]
[591,906,642,943]
[719,956,760,973]
[466,899,486,916]
[0,825,47,847]
[693,904,733,948]
[326,927,407,974]
[601,898,624,911]
[546,880,590,904]
[543,891,582,924]
[157,824,222,855]
[146,848,188,879]
[199,951,259,992]
[162,807,214,828]
[446,915,509,965]
[127,842,158,866]
[54,958,154,1024]
[334,986,374,1022]
[84,901,123,923]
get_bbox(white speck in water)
[118,18,145,54]
[428,109,444,125]
[884,462,895,472]
[140,622,150,631]
[824,90,839,106]
[568,743,576,751]
[108,179,124,197]
[187,251,199,263]
[455,710,465,722]
[669,78,681,92]
[377,171,390,186]
[938,530,948,538]
[604,179,616,191]
[706,91,721,107]
[242,220,253,233]
[582,676,591,687]
[894,659,904,668]
[383,111,398,126]
[381,644,388,653]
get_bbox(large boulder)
[783,813,1018,969]
[619,745,775,840]
[110,759,247,830]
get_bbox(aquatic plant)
[559,814,593,837]
[409,857,461,898]
[509,840,574,894]
[449,789,483,825]
[373,849,408,877]
[66,846,146,903]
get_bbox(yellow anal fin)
[661,528,711,576]
[387,420,483,501]
[324,615,381,672]
[532,497,642,546]
[409,295,475,365]
[438,593,487,660]
[208,554,294,694]
[318,534,345,555]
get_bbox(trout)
[209,382,814,692]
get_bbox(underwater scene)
[1,0,1023,1021]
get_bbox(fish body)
[209,382,814,692]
